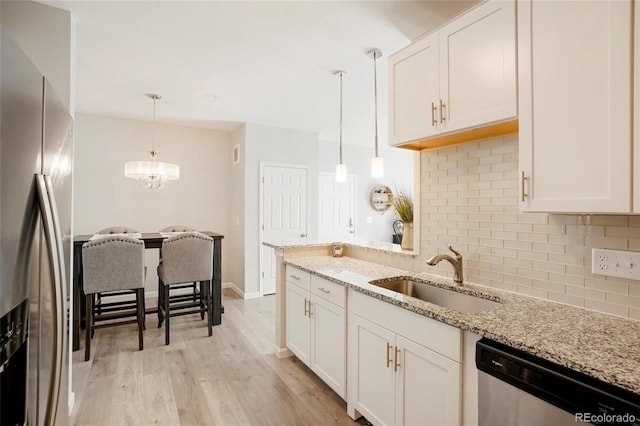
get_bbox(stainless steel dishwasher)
[476,339,640,425]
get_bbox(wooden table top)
[74,231,224,246]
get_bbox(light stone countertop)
[263,239,419,257]
[283,255,640,396]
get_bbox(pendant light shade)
[335,71,348,182]
[124,94,180,189]
[368,48,384,178]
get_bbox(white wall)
[229,125,246,293]
[1,1,75,115]
[318,140,414,243]
[242,123,320,296]
[74,114,233,292]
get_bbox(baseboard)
[244,291,262,299]
[224,282,261,300]
[274,345,293,359]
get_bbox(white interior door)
[261,164,308,295]
[318,173,355,241]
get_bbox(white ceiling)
[48,0,477,147]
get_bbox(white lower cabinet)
[286,280,311,365]
[348,289,462,426]
[285,266,346,398]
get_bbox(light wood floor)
[70,289,365,425]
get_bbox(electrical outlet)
[591,248,640,280]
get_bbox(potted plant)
[392,188,414,250]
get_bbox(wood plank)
[71,288,364,425]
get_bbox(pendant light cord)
[152,96,157,155]
[373,51,379,158]
[339,72,343,165]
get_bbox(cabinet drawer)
[312,276,346,308]
[286,265,311,291]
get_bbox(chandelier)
[124,94,180,189]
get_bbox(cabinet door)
[439,0,516,133]
[310,295,345,398]
[395,336,461,426]
[347,314,396,426]
[388,32,440,146]
[518,0,632,213]
[286,283,310,366]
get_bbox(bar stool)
[82,235,145,361]
[157,232,213,345]
[159,225,200,308]
[93,227,144,321]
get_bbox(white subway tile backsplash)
[414,135,640,320]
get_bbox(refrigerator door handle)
[35,174,64,426]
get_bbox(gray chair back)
[97,226,139,234]
[158,232,213,285]
[160,225,195,232]
[82,236,145,294]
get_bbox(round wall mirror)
[370,185,393,212]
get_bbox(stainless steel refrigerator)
[0,29,73,426]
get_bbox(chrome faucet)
[426,245,464,284]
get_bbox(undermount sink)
[369,278,501,313]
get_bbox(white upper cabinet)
[388,0,517,148]
[518,0,633,213]
[439,0,517,133]
[389,33,440,144]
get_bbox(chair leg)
[91,294,96,338]
[137,288,144,351]
[199,281,205,320]
[157,278,164,328]
[142,291,146,330]
[164,283,171,345]
[193,282,197,303]
[207,280,213,337]
[85,294,93,361]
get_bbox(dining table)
[71,231,224,351]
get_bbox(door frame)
[318,172,358,241]
[259,161,310,297]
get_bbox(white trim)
[274,345,294,359]
[223,281,262,300]
[259,161,310,297]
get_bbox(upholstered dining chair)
[157,231,213,345]
[97,226,139,235]
[158,225,201,316]
[82,235,145,361]
[93,226,144,320]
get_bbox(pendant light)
[368,48,384,178]
[335,71,348,182]
[124,94,180,189]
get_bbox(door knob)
[300,233,307,238]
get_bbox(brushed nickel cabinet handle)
[440,99,446,123]
[521,171,528,202]
[386,342,393,368]
[431,102,437,126]
[308,301,313,317]
[394,347,401,372]
[304,298,309,317]
[318,287,330,294]
[290,275,300,280]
